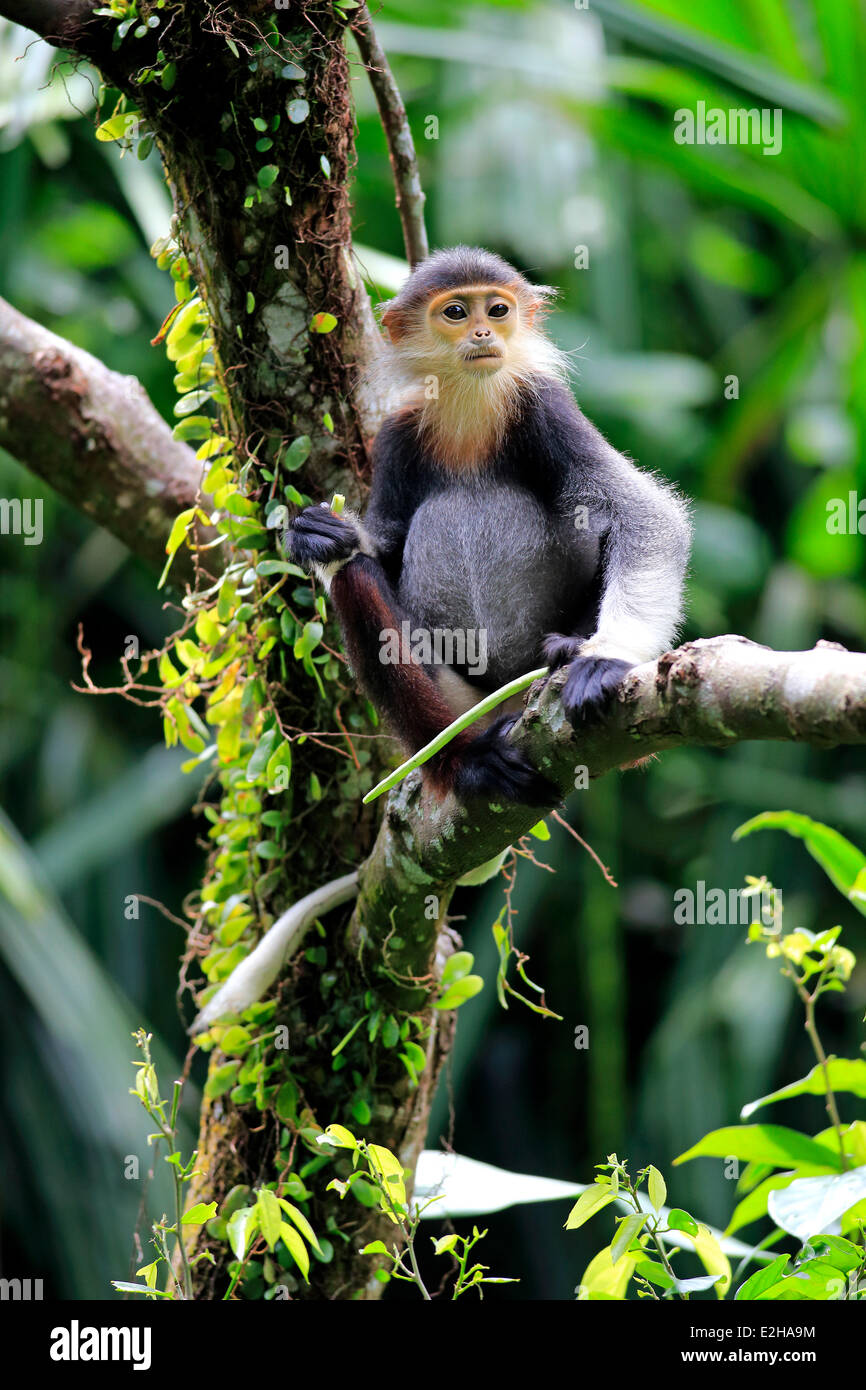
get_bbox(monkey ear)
[524,284,556,327]
[381,305,405,341]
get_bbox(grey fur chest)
[396,482,602,687]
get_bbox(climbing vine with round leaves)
[96,201,437,1293]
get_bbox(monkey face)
[425,285,521,372]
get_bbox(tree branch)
[0,296,211,580]
[353,4,429,267]
[0,0,94,45]
[353,636,866,1005]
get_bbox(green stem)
[362,667,549,803]
[405,1230,431,1300]
[625,1179,680,1297]
[799,974,849,1170]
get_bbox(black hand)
[543,632,585,671]
[560,657,633,728]
[287,506,360,570]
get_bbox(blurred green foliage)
[0,0,864,1299]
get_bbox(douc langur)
[289,246,691,804]
[194,249,692,1028]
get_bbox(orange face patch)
[425,284,521,316]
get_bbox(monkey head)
[379,246,560,386]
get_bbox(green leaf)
[528,820,550,840]
[266,741,293,790]
[287,99,310,123]
[173,389,213,416]
[294,621,323,660]
[741,1058,866,1119]
[226,1205,257,1260]
[674,1124,844,1172]
[182,1201,217,1226]
[684,1224,731,1299]
[256,559,305,577]
[367,1144,406,1215]
[310,312,338,334]
[204,1060,240,1099]
[172,416,213,442]
[432,1233,459,1256]
[220,1025,252,1055]
[735,1253,790,1301]
[110,1281,173,1298]
[281,62,306,80]
[440,950,474,987]
[257,164,279,189]
[401,1040,427,1074]
[256,1189,283,1249]
[435,976,484,1010]
[666,1207,700,1237]
[769,1168,866,1242]
[647,1165,667,1212]
[733,812,866,914]
[611,1212,648,1264]
[726,1173,801,1236]
[284,435,312,471]
[634,1258,674,1290]
[246,729,278,781]
[280,1223,310,1281]
[381,1015,399,1048]
[565,1183,617,1230]
[350,1097,371,1126]
[95,112,140,142]
[221,1185,252,1219]
[321,1124,357,1150]
[277,1199,322,1255]
[579,1244,639,1300]
[673,1273,725,1294]
[164,507,195,558]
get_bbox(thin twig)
[353,4,429,267]
[551,810,618,887]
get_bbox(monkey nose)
[473,328,491,339]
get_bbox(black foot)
[286,505,359,570]
[452,715,557,806]
[561,657,634,728]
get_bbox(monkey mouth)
[463,347,502,363]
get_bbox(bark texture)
[0,296,209,580]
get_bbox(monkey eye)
[488,302,510,319]
[442,303,468,321]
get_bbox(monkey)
[288,246,691,805]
